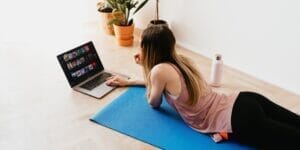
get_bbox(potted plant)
[97,0,115,35]
[109,0,149,46]
[148,0,168,27]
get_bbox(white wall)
[135,0,300,94]
[3,0,297,94]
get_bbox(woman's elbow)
[148,99,161,109]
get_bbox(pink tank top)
[164,64,239,134]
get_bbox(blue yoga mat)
[90,87,253,150]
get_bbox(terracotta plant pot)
[99,11,114,35]
[113,24,134,46]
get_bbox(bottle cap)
[215,54,222,60]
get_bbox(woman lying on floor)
[106,25,300,149]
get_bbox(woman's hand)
[106,75,130,87]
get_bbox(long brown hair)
[140,25,208,106]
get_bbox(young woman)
[106,25,300,148]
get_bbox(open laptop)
[57,41,129,99]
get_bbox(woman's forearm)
[128,79,145,86]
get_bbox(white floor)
[0,1,299,150]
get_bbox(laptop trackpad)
[87,83,114,98]
[80,72,112,91]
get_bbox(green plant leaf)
[133,0,149,15]
[107,0,118,9]
[109,0,148,26]
[108,18,120,25]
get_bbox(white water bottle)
[210,54,223,87]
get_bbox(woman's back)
[162,63,239,133]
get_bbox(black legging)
[229,92,300,149]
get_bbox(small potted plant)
[148,0,168,27]
[97,0,115,35]
[109,0,149,46]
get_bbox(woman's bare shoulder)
[152,63,175,73]
[151,63,177,78]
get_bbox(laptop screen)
[57,41,104,87]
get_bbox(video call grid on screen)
[57,41,104,87]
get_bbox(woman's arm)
[147,65,168,108]
[106,75,145,86]
[106,52,145,86]
[127,79,145,86]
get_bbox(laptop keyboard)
[80,72,112,90]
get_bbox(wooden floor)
[0,20,299,150]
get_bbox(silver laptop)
[57,41,129,99]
